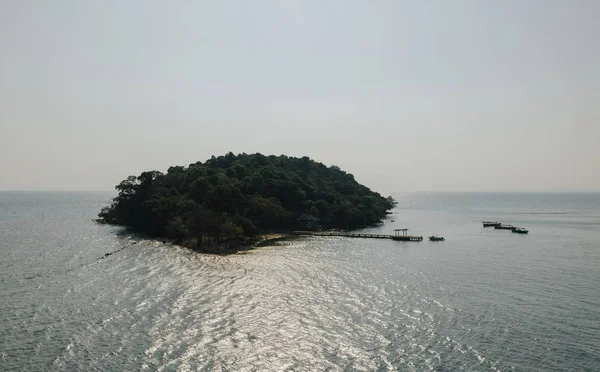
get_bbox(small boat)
[511,227,528,234]
[494,224,514,230]
[429,236,445,241]
[482,221,501,227]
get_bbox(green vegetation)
[98,153,396,248]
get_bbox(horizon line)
[1,189,599,194]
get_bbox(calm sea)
[0,191,599,371]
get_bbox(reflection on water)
[1,192,599,371]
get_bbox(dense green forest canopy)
[99,153,396,242]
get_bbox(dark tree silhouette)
[98,153,395,243]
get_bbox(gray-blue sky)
[1,0,598,192]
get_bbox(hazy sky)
[1,1,598,192]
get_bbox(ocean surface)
[1,191,599,371]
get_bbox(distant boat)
[483,221,501,227]
[494,224,514,230]
[429,236,445,241]
[512,227,528,234]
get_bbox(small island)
[98,153,396,253]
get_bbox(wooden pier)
[292,228,423,242]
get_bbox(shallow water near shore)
[1,191,599,371]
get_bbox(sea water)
[1,192,599,371]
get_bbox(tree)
[190,178,211,203]
[98,153,396,243]
[246,196,288,230]
[315,199,332,220]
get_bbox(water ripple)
[2,192,600,370]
